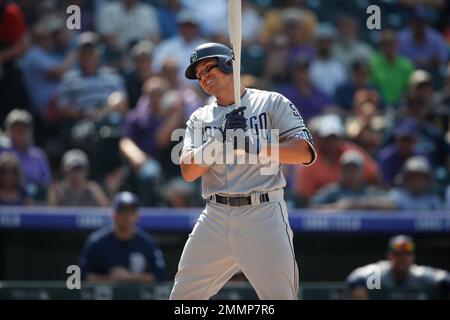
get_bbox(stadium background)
[0,0,449,299]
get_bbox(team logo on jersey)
[249,112,268,139]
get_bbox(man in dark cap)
[79,191,166,283]
[347,235,450,299]
[377,118,429,187]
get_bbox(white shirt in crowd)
[96,1,160,46]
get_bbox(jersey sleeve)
[181,112,203,155]
[346,268,368,289]
[270,93,317,164]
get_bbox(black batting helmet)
[185,42,233,80]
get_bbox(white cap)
[317,114,345,138]
[62,149,89,171]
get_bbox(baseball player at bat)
[169,43,317,300]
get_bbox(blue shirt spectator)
[21,46,62,113]
[57,32,127,119]
[20,22,76,116]
[397,6,448,72]
[79,192,166,283]
[388,156,443,211]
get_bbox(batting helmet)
[185,42,233,80]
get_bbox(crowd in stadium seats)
[0,0,449,210]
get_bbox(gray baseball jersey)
[347,260,450,299]
[182,88,316,198]
[171,88,316,300]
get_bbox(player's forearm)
[262,139,315,165]
[180,150,210,182]
[119,138,148,171]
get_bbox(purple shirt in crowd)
[0,145,52,187]
[377,143,428,186]
[122,97,163,158]
[397,27,448,69]
[277,84,332,122]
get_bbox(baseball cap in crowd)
[409,69,432,88]
[113,191,140,212]
[77,31,99,49]
[291,55,310,70]
[62,149,89,171]
[340,150,364,168]
[317,114,345,138]
[176,10,199,25]
[315,22,337,40]
[5,109,33,131]
[388,235,415,254]
[402,155,431,175]
[394,118,418,138]
[131,40,154,59]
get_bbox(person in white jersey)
[170,43,317,300]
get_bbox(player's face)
[195,58,231,96]
[114,206,139,232]
[389,251,415,273]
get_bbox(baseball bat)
[228,0,242,108]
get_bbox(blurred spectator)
[162,177,196,208]
[241,1,264,44]
[388,156,443,210]
[0,109,51,201]
[431,65,450,130]
[397,5,447,75]
[377,118,429,187]
[124,40,155,109]
[155,0,181,40]
[0,152,32,206]
[158,58,205,120]
[119,77,185,206]
[334,59,379,112]
[277,55,333,122]
[446,185,450,210]
[260,3,317,52]
[0,0,29,121]
[310,23,347,96]
[311,150,392,210]
[79,191,166,283]
[96,0,160,48]
[57,32,128,177]
[260,34,290,87]
[346,116,386,158]
[294,114,381,205]
[20,21,77,118]
[48,149,109,207]
[152,10,205,84]
[179,0,228,39]
[347,235,450,299]
[280,7,316,66]
[58,32,128,122]
[333,15,373,70]
[369,29,414,106]
[351,89,382,124]
[399,91,449,169]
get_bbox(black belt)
[210,193,270,207]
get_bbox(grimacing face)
[195,58,232,96]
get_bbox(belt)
[209,192,270,207]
